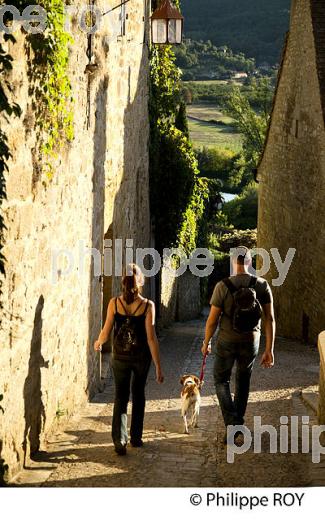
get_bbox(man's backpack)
[223,276,263,333]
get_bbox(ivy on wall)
[1,1,74,306]
[12,1,74,178]
[0,34,22,308]
[149,0,209,255]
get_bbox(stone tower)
[258,0,325,344]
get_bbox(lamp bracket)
[103,0,132,17]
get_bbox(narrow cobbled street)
[13,314,321,488]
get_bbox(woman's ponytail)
[122,264,144,305]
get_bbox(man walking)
[202,246,275,442]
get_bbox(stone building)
[258,0,325,344]
[0,0,151,479]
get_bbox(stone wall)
[159,267,202,327]
[159,265,179,328]
[257,0,325,343]
[176,271,201,322]
[0,0,150,479]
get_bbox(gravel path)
[12,315,320,487]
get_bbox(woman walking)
[94,264,164,455]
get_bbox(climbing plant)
[0,34,21,306]
[150,0,209,254]
[1,1,73,306]
[12,1,74,178]
[150,123,204,254]
[175,100,189,138]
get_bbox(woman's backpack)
[113,298,150,361]
[223,276,263,333]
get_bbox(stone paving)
[11,315,323,487]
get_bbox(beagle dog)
[180,374,203,434]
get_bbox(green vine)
[12,1,74,178]
[1,1,73,306]
[0,34,21,307]
[149,0,209,254]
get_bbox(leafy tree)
[181,80,232,104]
[181,77,275,109]
[181,0,290,65]
[150,124,200,253]
[207,226,258,293]
[175,39,257,81]
[196,147,238,190]
[224,80,271,188]
[246,77,274,117]
[225,85,268,157]
[222,183,258,230]
[218,228,257,253]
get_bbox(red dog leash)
[200,352,208,383]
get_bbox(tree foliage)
[222,183,258,230]
[223,79,272,189]
[150,1,210,255]
[225,84,269,158]
[150,124,202,253]
[182,75,276,108]
[196,147,238,191]
[218,228,257,253]
[175,101,189,138]
[181,0,290,65]
[175,39,256,81]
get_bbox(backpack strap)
[222,278,236,317]
[143,299,150,316]
[223,277,237,295]
[131,299,145,316]
[249,276,258,288]
[118,297,129,315]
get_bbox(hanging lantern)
[151,0,184,45]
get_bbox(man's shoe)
[130,439,144,448]
[115,444,127,456]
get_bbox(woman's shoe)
[130,439,144,448]
[223,430,244,445]
[115,444,127,456]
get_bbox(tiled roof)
[310,0,325,123]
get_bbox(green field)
[187,104,243,151]
[184,79,243,87]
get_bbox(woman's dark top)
[113,297,151,362]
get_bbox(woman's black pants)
[111,357,151,447]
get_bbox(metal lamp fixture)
[151,0,184,45]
